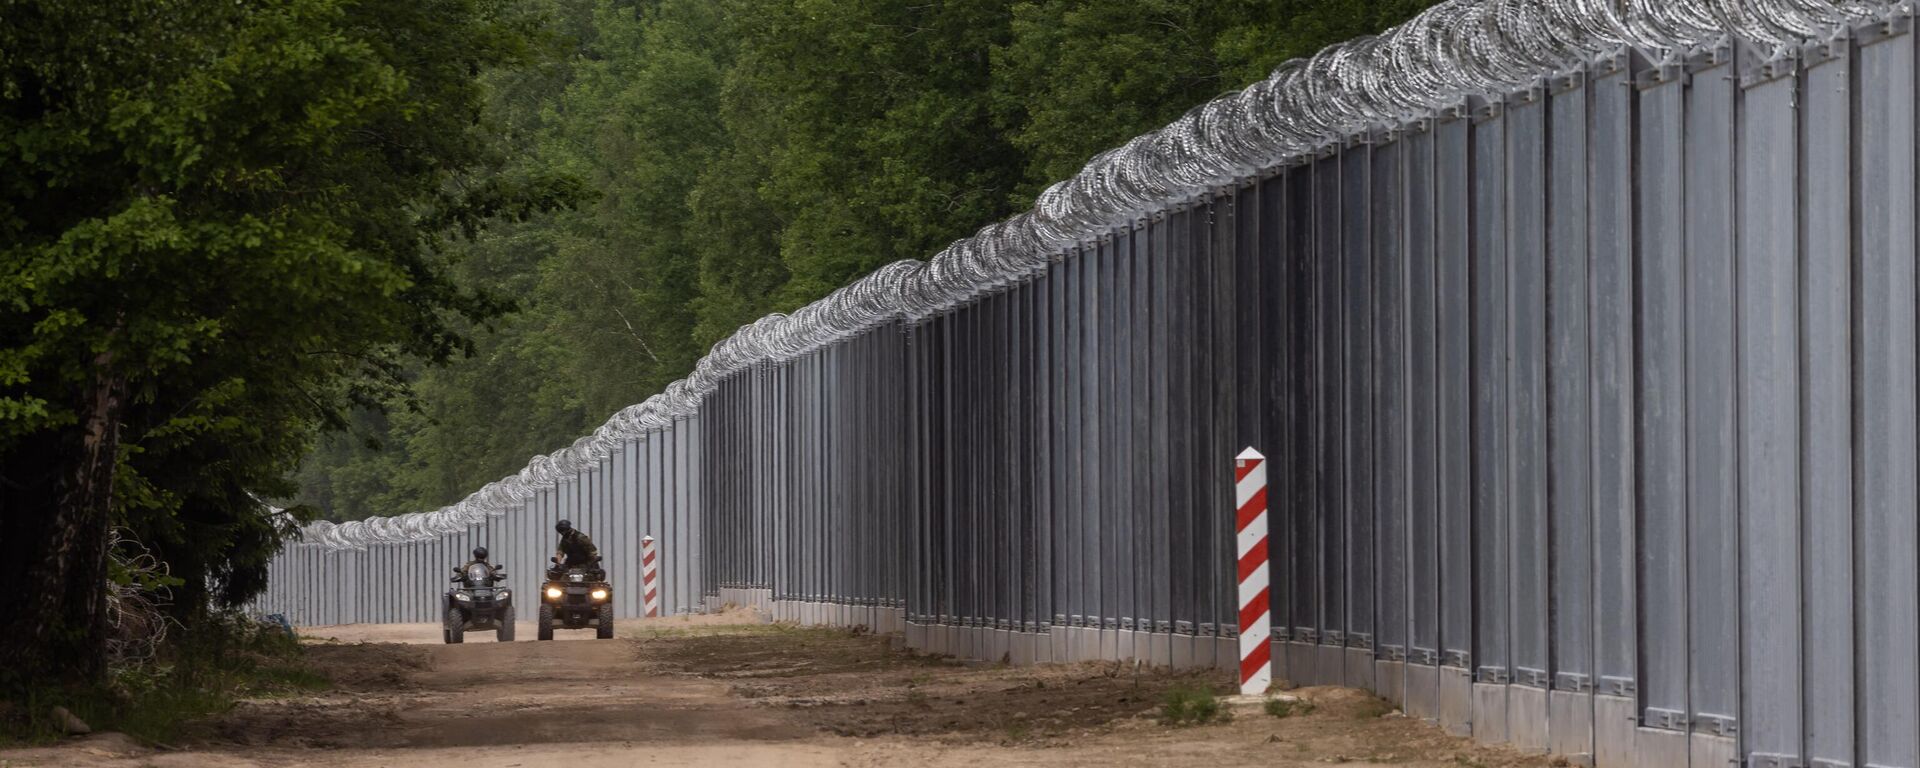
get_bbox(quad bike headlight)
[454,593,471,601]
[497,590,510,600]
[545,586,563,600]
[590,589,609,601]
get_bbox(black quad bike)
[538,557,614,640]
[444,561,514,644]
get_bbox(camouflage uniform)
[554,528,599,568]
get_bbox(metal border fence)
[254,4,1920,766]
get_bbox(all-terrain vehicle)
[444,561,514,644]
[538,557,614,640]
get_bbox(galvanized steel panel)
[1737,52,1804,765]
[1856,19,1920,768]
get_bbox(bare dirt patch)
[640,624,1218,742]
[300,642,431,691]
[2,614,1561,768]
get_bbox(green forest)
[290,0,1433,523]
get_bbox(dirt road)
[1,613,1557,767]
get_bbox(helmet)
[555,519,572,534]
[472,546,488,560]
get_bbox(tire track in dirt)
[2,614,1563,767]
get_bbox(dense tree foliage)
[0,0,575,682]
[293,0,1435,523]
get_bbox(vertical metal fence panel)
[1682,42,1740,743]
[1092,238,1113,638]
[1257,172,1289,665]
[658,429,672,614]
[1114,232,1139,640]
[1146,214,1171,640]
[1737,54,1804,766]
[932,313,949,624]
[1801,36,1855,768]
[687,419,699,605]
[1544,65,1596,758]
[1007,290,1029,630]
[1503,85,1549,751]
[1339,141,1374,685]
[1313,152,1343,676]
[394,542,403,622]
[1284,167,1318,664]
[773,368,787,599]
[1031,274,1052,632]
[951,303,967,622]
[418,540,428,621]
[1435,106,1475,734]
[1189,199,1215,649]
[1403,121,1442,710]
[1468,97,1511,702]
[624,439,640,616]
[1061,253,1083,631]
[1370,134,1408,675]
[672,422,687,614]
[1165,210,1195,647]
[1434,109,1473,672]
[1207,194,1234,658]
[1634,60,1689,734]
[1856,20,1920,768]
[1128,223,1152,643]
[1196,200,1221,657]
[1586,52,1637,709]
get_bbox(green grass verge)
[1,612,331,747]
[1158,683,1226,727]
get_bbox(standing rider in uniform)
[552,519,601,576]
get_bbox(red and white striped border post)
[1234,447,1272,696]
[642,535,660,618]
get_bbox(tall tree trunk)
[0,352,125,685]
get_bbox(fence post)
[643,535,660,618]
[1235,447,1272,696]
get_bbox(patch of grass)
[1264,697,1315,718]
[1158,683,1225,727]
[1,611,330,747]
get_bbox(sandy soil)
[1,612,1560,768]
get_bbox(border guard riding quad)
[538,557,614,640]
[444,559,514,643]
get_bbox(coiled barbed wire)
[105,529,175,664]
[290,0,1890,551]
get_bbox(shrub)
[2,610,328,747]
[1159,684,1224,727]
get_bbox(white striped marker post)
[1234,447,1272,696]
[642,535,660,618]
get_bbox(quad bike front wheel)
[445,607,465,644]
[596,603,614,639]
[498,604,515,642]
[537,604,554,641]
